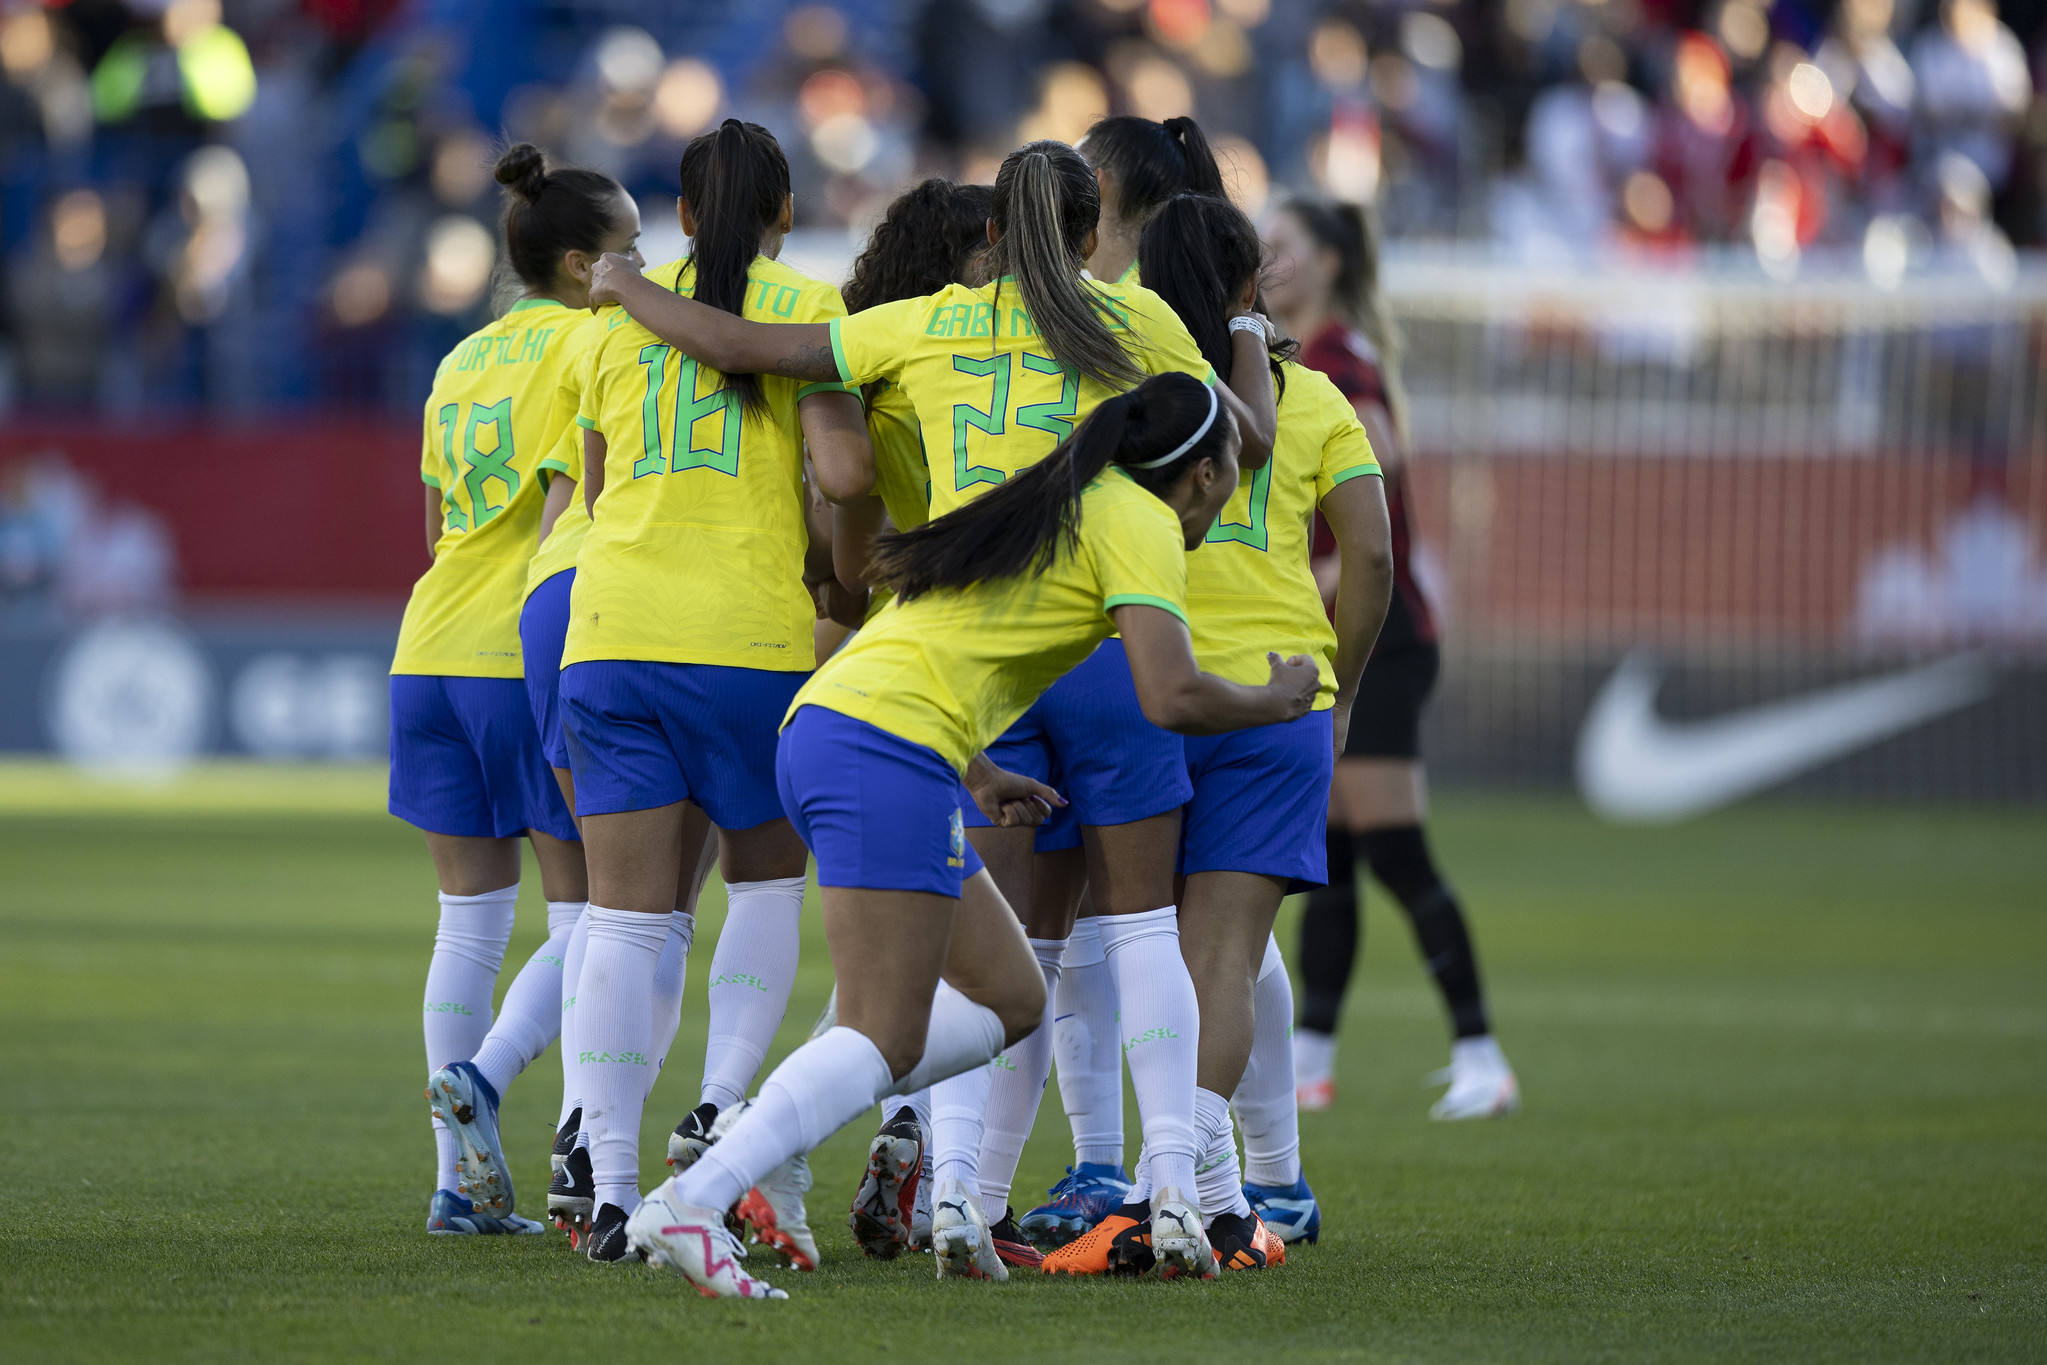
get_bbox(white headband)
[1126,384,1219,469]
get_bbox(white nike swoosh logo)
[1576,651,1994,822]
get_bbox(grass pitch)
[1,774,2041,1362]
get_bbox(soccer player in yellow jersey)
[1075,113,1228,286]
[1074,192,1395,1274]
[588,143,1282,1275]
[557,121,873,1265]
[392,145,641,1237]
[622,372,1320,1298]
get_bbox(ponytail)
[1081,114,1225,225]
[1138,192,1293,395]
[871,371,1227,600]
[677,119,791,416]
[1282,197,1407,438]
[987,141,1143,391]
[493,142,629,294]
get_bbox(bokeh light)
[654,58,722,138]
[330,262,391,327]
[52,190,107,272]
[1310,21,1368,90]
[419,217,496,315]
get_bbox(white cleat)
[1429,1036,1521,1120]
[1150,1187,1218,1280]
[628,1182,788,1300]
[737,1154,819,1272]
[929,1177,1007,1281]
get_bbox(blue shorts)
[1179,708,1334,885]
[519,569,575,771]
[962,639,1189,850]
[389,674,580,842]
[559,659,806,828]
[777,705,988,896]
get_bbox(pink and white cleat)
[628,1182,788,1301]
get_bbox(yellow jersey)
[866,379,931,532]
[394,298,596,677]
[525,415,590,597]
[827,275,1214,518]
[563,256,853,671]
[1186,361,1380,707]
[791,468,1189,773]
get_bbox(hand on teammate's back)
[1267,652,1320,721]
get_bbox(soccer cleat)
[848,1106,923,1260]
[629,1183,788,1300]
[1150,1189,1218,1280]
[550,1106,581,1176]
[1296,1076,1335,1111]
[1253,1213,1287,1267]
[547,1145,595,1247]
[1429,1037,1520,1120]
[1040,1202,1153,1276]
[1206,1210,1269,1271]
[1018,1162,1132,1248]
[1243,1176,1320,1245]
[667,1101,720,1170]
[585,1201,645,1263]
[929,1178,1007,1281]
[426,1061,513,1218]
[909,1154,934,1250]
[426,1189,545,1236]
[988,1207,1044,1270]
[736,1154,819,1272]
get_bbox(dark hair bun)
[494,143,548,202]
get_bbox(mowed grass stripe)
[1,797,2041,1362]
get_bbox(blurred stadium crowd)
[0,0,2042,420]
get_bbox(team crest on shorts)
[948,807,966,868]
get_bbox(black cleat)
[548,1146,594,1248]
[585,1202,642,1263]
[1205,1210,1269,1272]
[666,1102,719,1171]
[550,1106,581,1176]
[848,1105,923,1260]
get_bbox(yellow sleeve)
[1088,488,1190,624]
[829,297,925,387]
[574,326,610,435]
[789,280,858,402]
[1312,380,1381,501]
[1122,284,1217,386]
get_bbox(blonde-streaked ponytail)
[988,141,1144,391]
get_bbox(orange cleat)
[1041,1203,1154,1276]
[1296,1077,1335,1111]
[1253,1214,1286,1267]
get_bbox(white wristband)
[1229,314,1266,338]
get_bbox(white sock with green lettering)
[578,904,670,1215]
[699,877,806,1110]
[976,937,1065,1220]
[471,900,582,1097]
[1056,919,1125,1168]
[424,885,517,1194]
[557,906,591,1135]
[1193,1087,1251,1223]
[1097,906,1200,1198]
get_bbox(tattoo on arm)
[776,340,839,382]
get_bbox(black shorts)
[1342,642,1439,759]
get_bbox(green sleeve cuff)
[1104,593,1189,625]
[829,317,855,385]
[538,457,571,475]
[421,474,440,488]
[796,380,855,403]
[574,414,597,431]
[1202,365,1218,386]
[1327,461,1383,488]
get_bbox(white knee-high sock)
[578,905,670,1215]
[977,937,1065,1219]
[1233,933,1302,1187]
[930,1063,992,1194]
[1098,906,1200,1197]
[1192,1087,1251,1222]
[424,885,518,1192]
[674,1025,894,1213]
[471,900,582,1097]
[700,877,806,1109]
[557,906,592,1133]
[646,910,695,1093]
[1056,918,1125,1168]
[886,981,1008,1096]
